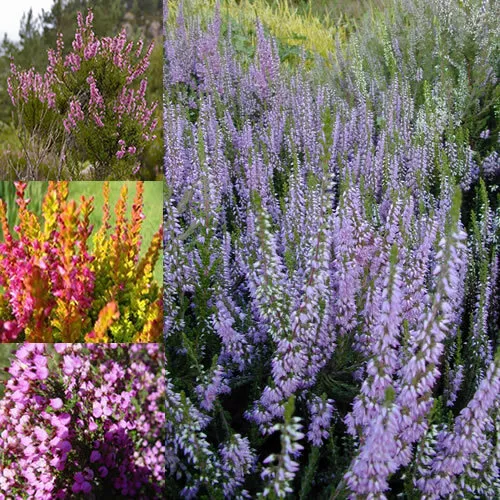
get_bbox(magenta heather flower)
[63,99,85,132]
[0,343,165,499]
[50,398,64,410]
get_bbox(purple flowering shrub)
[325,0,499,164]
[165,1,499,498]
[7,9,159,180]
[0,343,165,499]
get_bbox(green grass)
[168,0,383,66]
[0,181,163,283]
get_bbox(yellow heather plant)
[0,181,163,343]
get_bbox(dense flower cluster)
[0,343,165,499]
[0,181,162,342]
[165,0,499,498]
[7,9,158,179]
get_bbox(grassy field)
[0,181,163,282]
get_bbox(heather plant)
[333,0,499,156]
[165,1,499,497]
[0,343,165,499]
[0,181,162,343]
[6,9,159,180]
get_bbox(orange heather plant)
[0,181,162,343]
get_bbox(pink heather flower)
[0,321,174,498]
[92,402,103,418]
[50,398,63,410]
[34,427,49,442]
[73,32,83,52]
[63,99,85,133]
[34,355,47,368]
[55,413,71,427]
[24,445,36,458]
[62,355,80,375]
[47,49,59,69]
[84,40,100,60]
[36,366,50,380]
[65,52,82,72]
[87,75,104,108]
[85,10,94,26]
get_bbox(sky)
[0,0,53,42]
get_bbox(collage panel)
[0,0,498,499]
[0,2,165,498]
[0,342,165,498]
[0,1,162,181]
[164,0,500,499]
[0,181,163,342]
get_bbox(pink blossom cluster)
[116,139,137,160]
[0,343,165,499]
[7,65,56,109]
[86,74,105,128]
[0,240,93,341]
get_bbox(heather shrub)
[333,0,499,156]
[6,9,159,180]
[0,181,162,343]
[0,343,165,499]
[165,2,499,498]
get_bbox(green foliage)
[334,0,499,157]
[168,0,345,64]
[0,344,16,398]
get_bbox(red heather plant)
[0,181,162,343]
[7,9,158,180]
[0,343,165,499]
